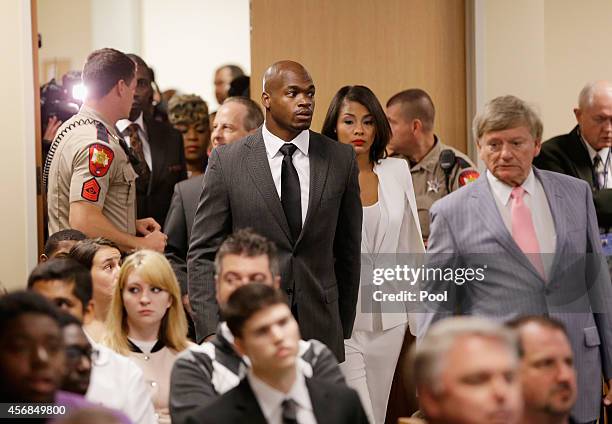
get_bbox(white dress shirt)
[247,369,317,424]
[117,112,153,169]
[582,137,612,189]
[262,123,310,224]
[486,169,557,278]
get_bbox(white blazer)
[353,157,425,332]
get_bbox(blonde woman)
[105,250,189,424]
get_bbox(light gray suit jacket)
[187,128,362,361]
[417,167,612,423]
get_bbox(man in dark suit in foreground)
[185,284,368,424]
[116,54,187,227]
[187,60,362,360]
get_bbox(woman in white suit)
[322,85,425,424]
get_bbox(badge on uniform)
[458,170,480,187]
[89,144,114,177]
[81,178,101,202]
[427,178,441,193]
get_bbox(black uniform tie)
[280,143,302,241]
[281,398,298,424]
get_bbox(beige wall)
[479,0,612,140]
[0,0,38,291]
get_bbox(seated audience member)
[412,317,523,424]
[58,312,95,396]
[28,258,92,320]
[69,238,122,342]
[508,317,577,424]
[167,94,210,178]
[184,284,368,424]
[213,64,245,105]
[104,250,190,424]
[41,229,87,262]
[165,97,264,301]
[170,229,343,424]
[0,291,131,424]
[28,258,156,424]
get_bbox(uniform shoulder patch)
[81,178,101,202]
[88,144,114,177]
[458,169,480,187]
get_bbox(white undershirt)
[116,112,153,169]
[262,123,310,224]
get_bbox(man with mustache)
[508,316,577,424]
[187,60,362,361]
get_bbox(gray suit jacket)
[187,128,362,361]
[164,174,204,295]
[417,168,612,423]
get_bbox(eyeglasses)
[65,346,100,365]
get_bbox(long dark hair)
[321,85,390,163]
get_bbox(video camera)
[40,71,83,130]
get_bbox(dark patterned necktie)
[593,154,605,189]
[281,398,298,424]
[280,143,302,242]
[127,123,151,189]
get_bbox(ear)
[411,119,422,133]
[533,137,542,156]
[233,337,247,356]
[418,387,442,420]
[261,92,271,110]
[573,107,582,122]
[273,275,281,290]
[39,254,48,263]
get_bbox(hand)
[136,217,161,235]
[138,230,167,252]
[43,116,62,141]
[604,379,612,406]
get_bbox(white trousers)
[339,323,407,424]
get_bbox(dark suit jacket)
[534,125,612,228]
[164,175,205,295]
[138,115,187,226]
[184,377,369,424]
[187,128,362,360]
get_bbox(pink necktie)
[510,186,545,279]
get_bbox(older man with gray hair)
[412,316,523,424]
[417,94,612,424]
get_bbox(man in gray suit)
[187,60,362,361]
[417,95,612,423]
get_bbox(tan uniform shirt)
[408,138,479,241]
[46,105,138,235]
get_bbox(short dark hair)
[45,229,86,257]
[27,258,92,308]
[217,64,245,80]
[0,291,61,335]
[214,229,279,277]
[126,53,153,81]
[69,238,120,270]
[386,88,436,132]
[222,96,264,131]
[321,85,390,163]
[82,48,136,100]
[506,315,569,357]
[224,284,287,338]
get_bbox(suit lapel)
[245,130,292,242]
[144,116,167,189]
[534,169,566,278]
[236,379,268,424]
[306,378,330,423]
[473,175,541,277]
[566,126,595,184]
[296,132,330,246]
[372,162,391,254]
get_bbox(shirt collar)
[486,168,536,206]
[411,135,441,172]
[262,122,310,159]
[116,112,145,136]
[79,104,120,138]
[247,367,313,419]
[219,321,235,345]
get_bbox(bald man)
[187,60,362,361]
[535,81,612,231]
